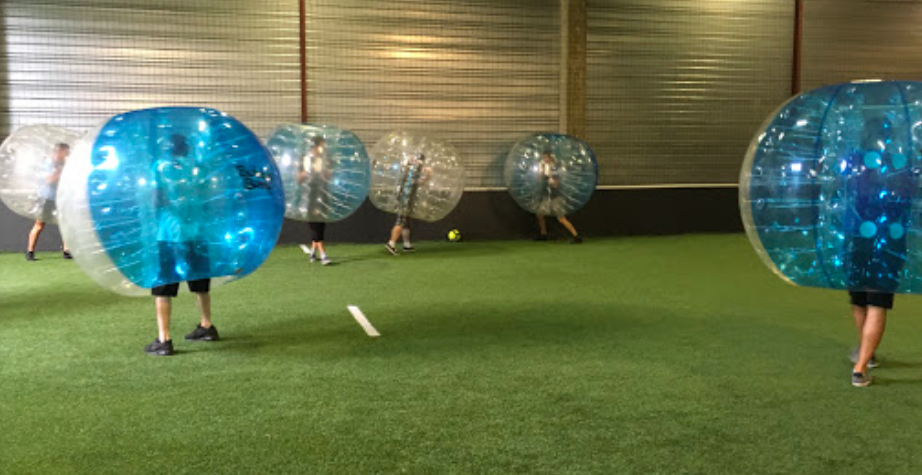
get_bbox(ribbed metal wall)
[802,0,922,90]
[586,0,794,186]
[0,0,300,137]
[303,0,560,188]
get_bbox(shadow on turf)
[373,243,511,260]
[872,376,922,386]
[879,360,922,369]
[0,290,125,323]
[194,301,672,359]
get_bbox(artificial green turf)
[2,235,922,475]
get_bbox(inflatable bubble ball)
[369,131,465,222]
[504,133,598,217]
[266,124,370,222]
[57,107,285,296]
[0,125,82,224]
[741,80,922,294]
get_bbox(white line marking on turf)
[348,305,380,337]
[299,244,311,254]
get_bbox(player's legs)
[402,219,414,251]
[558,216,578,237]
[535,215,548,240]
[854,306,887,374]
[27,220,45,253]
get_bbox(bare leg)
[155,297,172,342]
[196,293,212,329]
[854,306,887,374]
[852,305,868,335]
[536,215,547,236]
[28,221,45,252]
[558,216,578,237]
[315,242,326,255]
[390,225,403,244]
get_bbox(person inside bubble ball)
[386,152,430,255]
[534,149,582,244]
[145,133,219,356]
[25,143,73,261]
[845,117,909,387]
[297,136,333,265]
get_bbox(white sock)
[320,251,327,259]
[388,240,396,247]
[402,229,411,247]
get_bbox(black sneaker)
[25,251,36,261]
[63,250,73,260]
[185,324,219,342]
[852,371,872,388]
[144,339,174,356]
[385,243,398,255]
[570,236,583,244]
[402,245,416,253]
[533,234,548,241]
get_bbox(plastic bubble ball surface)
[266,123,370,222]
[57,107,285,296]
[0,125,82,224]
[504,133,598,217]
[369,131,465,223]
[740,80,922,294]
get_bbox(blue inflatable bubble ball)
[266,124,370,222]
[741,80,922,294]
[369,131,466,223]
[0,125,82,224]
[57,107,285,296]
[505,133,598,217]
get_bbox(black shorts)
[39,199,56,223]
[395,215,411,228]
[151,279,211,297]
[309,222,326,242]
[849,291,894,310]
[152,241,211,297]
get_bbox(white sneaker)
[321,256,331,266]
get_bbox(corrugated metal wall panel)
[586,0,793,186]
[303,0,560,188]
[0,0,300,137]
[802,0,922,90]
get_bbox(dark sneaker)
[402,245,416,253]
[849,348,879,369]
[570,236,583,244]
[852,371,872,388]
[144,339,174,356]
[185,325,219,342]
[63,250,73,260]
[25,251,36,261]
[385,243,398,255]
[533,234,548,241]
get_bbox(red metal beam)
[299,0,308,122]
[792,0,803,95]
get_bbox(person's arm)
[46,167,62,184]
[296,155,310,184]
[419,166,433,185]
